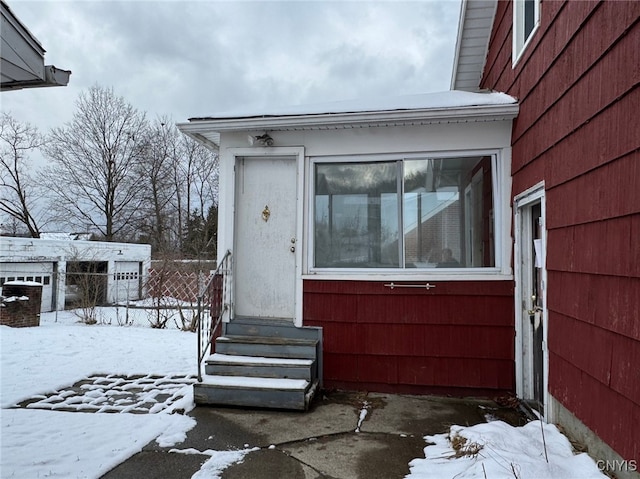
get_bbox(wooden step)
[194,376,318,410]
[225,318,322,341]
[215,335,318,359]
[195,320,322,410]
[204,353,315,380]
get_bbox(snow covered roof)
[40,232,93,241]
[191,90,516,120]
[178,90,518,148]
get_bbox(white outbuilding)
[0,237,151,312]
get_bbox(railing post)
[195,250,231,385]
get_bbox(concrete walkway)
[101,390,527,479]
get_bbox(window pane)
[524,0,535,39]
[403,157,494,268]
[315,162,399,267]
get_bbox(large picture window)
[313,155,495,270]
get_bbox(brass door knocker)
[261,205,270,222]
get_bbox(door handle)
[527,295,541,315]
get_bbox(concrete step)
[204,353,315,380]
[215,335,318,359]
[194,376,318,411]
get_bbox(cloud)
[2,0,461,130]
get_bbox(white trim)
[177,101,519,148]
[306,149,513,279]
[513,181,551,421]
[512,0,541,67]
[450,0,469,90]
[302,272,512,282]
[227,147,305,326]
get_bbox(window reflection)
[315,162,399,268]
[314,156,494,269]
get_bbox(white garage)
[0,237,151,312]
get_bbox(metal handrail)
[196,250,232,382]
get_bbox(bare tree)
[175,134,219,255]
[137,117,181,253]
[42,85,148,241]
[0,112,47,237]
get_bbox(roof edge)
[450,0,469,90]
[177,101,519,148]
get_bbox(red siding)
[550,353,640,462]
[303,280,514,396]
[482,0,640,463]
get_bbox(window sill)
[302,269,513,282]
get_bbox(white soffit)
[451,0,497,92]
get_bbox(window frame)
[512,0,540,66]
[306,150,511,280]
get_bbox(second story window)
[513,0,540,65]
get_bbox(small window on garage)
[43,276,50,285]
[513,0,540,65]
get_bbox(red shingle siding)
[303,280,515,396]
[482,0,640,463]
[550,352,640,462]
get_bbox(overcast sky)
[3,0,462,133]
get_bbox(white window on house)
[513,0,540,64]
[312,155,498,271]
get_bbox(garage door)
[0,262,55,312]
[113,261,141,302]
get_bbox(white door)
[515,186,548,418]
[234,156,298,320]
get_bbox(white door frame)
[514,181,551,420]
[228,147,305,326]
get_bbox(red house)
[179,0,638,472]
[452,0,639,473]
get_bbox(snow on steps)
[194,373,319,411]
[205,353,315,380]
[194,319,322,411]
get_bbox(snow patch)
[406,420,608,479]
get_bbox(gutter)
[1,65,71,91]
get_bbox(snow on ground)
[406,420,608,479]
[0,307,247,479]
[1,306,609,479]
